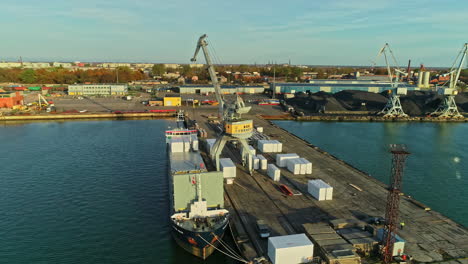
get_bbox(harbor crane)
[375,43,409,118]
[430,43,467,118]
[191,34,254,171]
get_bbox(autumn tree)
[20,69,37,83]
[152,64,166,76]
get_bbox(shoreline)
[0,112,175,121]
[261,114,468,122]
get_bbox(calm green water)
[0,120,236,264]
[274,121,468,227]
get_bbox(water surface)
[0,120,236,264]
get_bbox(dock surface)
[189,104,468,263]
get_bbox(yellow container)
[164,97,181,106]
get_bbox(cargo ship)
[166,113,229,259]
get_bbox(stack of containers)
[276,153,299,167]
[220,158,236,184]
[307,180,333,201]
[272,140,283,152]
[169,138,184,153]
[300,158,312,174]
[267,164,281,181]
[258,140,283,153]
[286,159,301,175]
[258,140,274,153]
[257,155,268,170]
[191,134,199,151]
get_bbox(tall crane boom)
[190,34,254,172]
[191,34,224,120]
[451,43,467,89]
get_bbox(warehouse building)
[271,81,418,94]
[176,85,265,94]
[68,84,128,96]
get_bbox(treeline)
[153,63,369,82]
[0,67,146,84]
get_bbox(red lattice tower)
[383,144,410,263]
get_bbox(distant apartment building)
[163,63,180,69]
[0,91,24,108]
[133,63,154,68]
[189,63,204,68]
[23,62,51,68]
[52,62,73,68]
[0,62,22,68]
[163,72,180,79]
[98,63,131,68]
[68,84,128,96]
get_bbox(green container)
[28,87,41,91]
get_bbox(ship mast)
[197,174,202,202]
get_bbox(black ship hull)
[171,219,229,259]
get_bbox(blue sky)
[0,0,466,66]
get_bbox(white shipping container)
[267,164,281,181]
[286,158,301,175]
[257,155,268,170]
[268,234,314,264]
[253,155,260,170]
[183,137,191,152]
[192,139,199,151]
[169,138,184,153]
[276,153,299,167]
[258,140,271,153]
[326,187,333,200]
[191,134,199,151]
[272,140,283,152]
[258,140,282,153]
[220,158,236,179]
[298,159,306,175]
[308,180,332,201]
[256,126,263,133]
[299,158,312,174]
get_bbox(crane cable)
[196,234,249,263]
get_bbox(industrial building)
[0,91,24,108]
[176,85,265,94]
[52,62,73,68]
[271,80,419,94]
[68,84,128,96]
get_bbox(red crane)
[383,144,410,263]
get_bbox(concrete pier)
[188,104,468,264]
